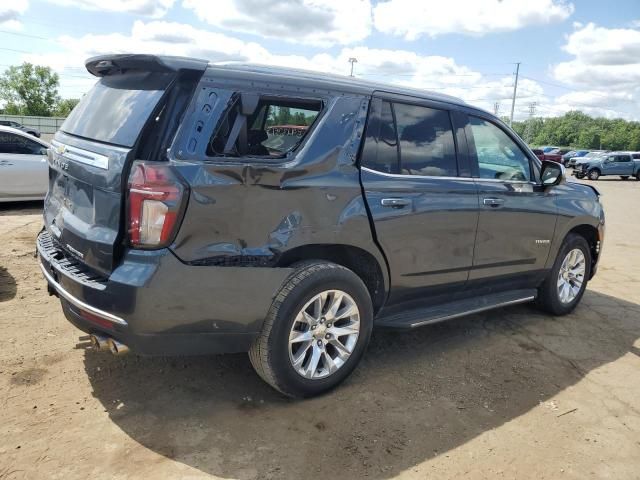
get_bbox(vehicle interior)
[207,95,322,158]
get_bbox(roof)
[83,54,467,108]
[206,62,465,106]
[0,126,49,146]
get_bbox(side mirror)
[39,147,48,156]
[541,160,565,187]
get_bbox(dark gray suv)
[37,54,605,397]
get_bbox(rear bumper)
[37,230,293,355]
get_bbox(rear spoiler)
[86,54,209,77]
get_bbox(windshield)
[61,71,174,147]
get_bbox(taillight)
[127,161,187,249]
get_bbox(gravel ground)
[1,178,639,479]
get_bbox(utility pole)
[524,102,537,144]
[509,62,520,127]
[348,57,358,77]
[493,101,501,116]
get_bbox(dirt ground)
[1,179,639,480]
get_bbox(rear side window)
[361,100,399,174]
[61,72,174,147]
[394,103,457,176]
[361,100,457,177]
[207,96,321,158]
[0,132,43,154]
[468,116,531,182]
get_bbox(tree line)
[0,63,79,117]
[511,111,640,151]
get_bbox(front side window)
[469,116,531,182]
[207,96,321,158]
[0,132,43,155]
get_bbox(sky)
[0,0,639,121]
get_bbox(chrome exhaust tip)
[107,338,130,356]
[89,334,110,352]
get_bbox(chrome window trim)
[51,139,109,170]
[360,166,538,186]
[361,166,474,182]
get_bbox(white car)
[0,126,49,202]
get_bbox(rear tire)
[249,261,373,398]
[588,169,600,180]
[636,171,640,180]
[537,233,591,316]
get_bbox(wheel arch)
[564,224,601,279]
[275,244,387,314]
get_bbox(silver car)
[0,126,49,202]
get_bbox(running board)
[375,289,537,329]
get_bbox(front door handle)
[483,197,505,207]
[381,198,410,208]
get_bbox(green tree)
[0,63,61,116]
[54,98,80,117]
[513,110,640,151]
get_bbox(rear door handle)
[381,198,411,208]
[483,197,505,207]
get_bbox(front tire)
[537,234,591,316]
[588,169,600,180]
[249,262,373,398]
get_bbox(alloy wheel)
[557,248,586,304]
[288,289,360,379]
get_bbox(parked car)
[0,120,41,138]
[37,54,605,398]
[532,148,545,161]
[541,148,571,163]
[568,150,606,168]
[562,149,589,165]
[541,146,559,153]
[0,126,49,202]
[533,147,567,163]
[573,152,640,180]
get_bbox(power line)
[0,30,51,40]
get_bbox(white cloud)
[22,20,501,102]
[27,19,635,121]
[550,23,640,119]
[373,0,574,39]
[45,0,175,18]
[182,0,372,47]
[0,0,29,30]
